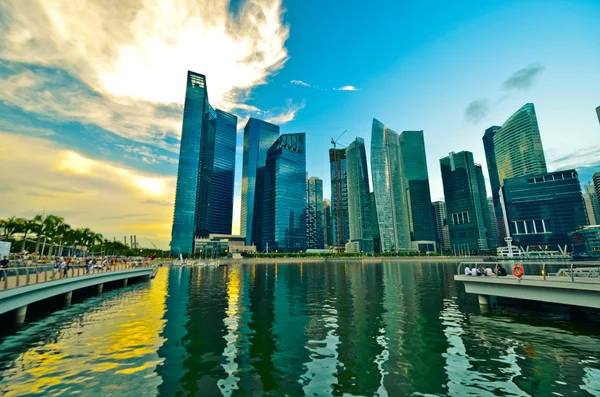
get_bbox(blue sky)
[1,0,599,248]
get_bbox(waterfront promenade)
[0,262,156,323]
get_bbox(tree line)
[0,215,163,257]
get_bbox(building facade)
[502,169,588,247]
[306,177,325,249]
[209,110,237,235]
[261,133,307,252]
[371,118,411,252]
[596,106,600,126]
[399,130,436,251]
[329,148,350,249]
[171,71,217,255]
[583,184,600,225]
[240,118,280,247]
[487,197,499,246]
[493,103,547,185]
[440,151,490,252]
[346,137,374,253]
[323,199,332,247]
[431,201,450,252]
[482,125,506,245]
[569,225,600,257]
[370,192,381,254]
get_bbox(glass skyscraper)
[208,110,237,235]
[323,199,332,247]
[346,137,373,253]
[583,184,600,225]
[440,151,490,252]
[261,133,307,252]
[475,164,497,249]
[482,125,506,245]
[399,130,436,250]
[329,148,349,249]
[371,118,411,252]
[240,118,280,247]
[306,176,324,249]
[502,169,588,247]
[493,103,547,185]
[370,192,381,254]
[431,201,450,252]
[171,71,217,255]
[596,106,600,126]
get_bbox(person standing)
[0,256,9,282]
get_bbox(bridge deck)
[455,275,600,309]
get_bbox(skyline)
[1,0,600,249]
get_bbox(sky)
[1,0,599,249]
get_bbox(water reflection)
[0,262,599,396]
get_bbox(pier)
[0,263,155,324]
[455,262,600,309]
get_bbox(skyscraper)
[482,125,505,244]
[583,184,600,225]
[475,164,496,249]
[431,201,449,252]
[440,151,490,252]
[262,133,307,252]
[494,103,547,184]
[329,148,349,249]
[306,177,324,249]
[371,118,411,252]
[594,173,600,206]
[399,130,436,251]
[240,118,280,247]
[596,106,600,126]
[346,137,373,253]
[487,197,499,245]
[323,199,332,247]
[502,169,588,247]
[209,110,237,235]
[171,71,217,255]
[370,192,381,254]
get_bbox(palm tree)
[18,218,36,253]
[0,217,21,241]
[42,215,66,257]
[54,223,71,257]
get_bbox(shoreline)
[221,256,485,264]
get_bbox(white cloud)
[291,79,311,87]
[333,85,359,91]
[264,100,305,124]
[0,0,293,144]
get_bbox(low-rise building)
[569,225,600,257]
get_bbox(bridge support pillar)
[478,294,490,306]
[15,305,27,325]
[97,283,103,294]
[123,279,128,287]
[65,291,73,306]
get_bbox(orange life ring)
[512,265,524,278]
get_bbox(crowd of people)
[464,263,508,277]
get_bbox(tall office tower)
[208,110,237,234]
[594,173,600,209]
[475,164,496,249]
[583,184,600,225]
[431,201,449,252]
[482,125,506,244]
[240,118,280,247]
[323,199,332,247]
[596,106,600,126]
[306,177,325,249]
[262,133,307,252]
[346,137,374,253]
[487,197,500,245]
[399,130,436,252]
[440,151,490,252]
[171,71,217,255]
[494,103,547,184]
[370,192,381,254]
[329,148,350,249]
[502,170,588,247]
[371,118,411,252]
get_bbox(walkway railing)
[457,261,600,283]
[0,262,154,291]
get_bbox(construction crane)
[146,238,158,249]
[331,130,347,252]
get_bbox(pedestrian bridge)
[454,262,600,309]
[0,263,155,323]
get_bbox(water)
[0,262,599,396]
